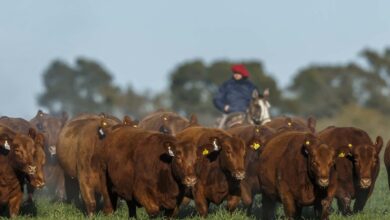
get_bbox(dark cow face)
[218,136,246,180]
[346,136,383,189]
[171,140,198,187]
[160,114,198,136]
[31,111,67,159]
[303,139,336,187]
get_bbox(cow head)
[8,132,45,188]
[216,135,246,180]
[166,140,198,187]
[30,110,68,161]
[302,135,336,188]
[158,114,199,136]
[339,136,383,189]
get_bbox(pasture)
[5,161,390,220]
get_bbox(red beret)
[231,64,250,77]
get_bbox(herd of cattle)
[0,110,390,219]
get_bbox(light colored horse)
[216,90,271,129]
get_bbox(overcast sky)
[1,0,389,118]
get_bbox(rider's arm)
[213,83,228,112]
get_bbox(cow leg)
[280,190,296,219]
[97,177,113,215]
[55,169,66,202]
[226,194,240,213]
[261,194,276,220]
[353,189,370,213]
[126,200,137,218]
[64,174,79,204]
[240,181,253,214]
[78,178,96,217]
[8,191,23,218]
[337,196,352,215]
[135,190,160,217]
[193,185,209,217]
[27,183,35,203]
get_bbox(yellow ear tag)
[256,129,260,133]
[338,152,345,158]
[348,144,353,148]
[202,149,209,156]
[253,143,261,150]
[305,141,310,145]
[163,117,168,121]
[102,122,107,126]
[133,125,138,128]
[288,122,292,126]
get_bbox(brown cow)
[138,111,198,135]
[318,126,383,215]
[98,126,199,218]
[30,110,68,201]
[56,114,120,216]
[265,116,316,133]
[0,126,46,218]
[226,124,275,215]
[175,127,246,217]
[258,131,338,220]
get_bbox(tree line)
[38,48,390,124]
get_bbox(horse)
[215,90,271,129]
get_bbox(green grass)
[3,164,390,219]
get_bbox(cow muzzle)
[27,165,37,175]
[233,170,246,180]
[318,178,329,187]
[183,176,197,187]
[360,178,372,188]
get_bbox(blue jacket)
[213,78,258,113]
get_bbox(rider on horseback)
[213,64,270,128]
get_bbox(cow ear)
[0,135,12,152]
[28,128,37,139]
[123,115,133,126]
[336,145,353,160]
[307,116,316,133]
[97,120,109,140]
[374,136,383,154]
[35,133,45,149]
[189,114,198,126]
[37,110,44,118]
[211,137,221,151]
[301,139,313,157]
[163,142,175,157]
[285,117,293,127]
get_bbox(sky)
[1,0,389,118]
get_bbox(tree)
[39,58,122,115]
[286,61,388,117]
